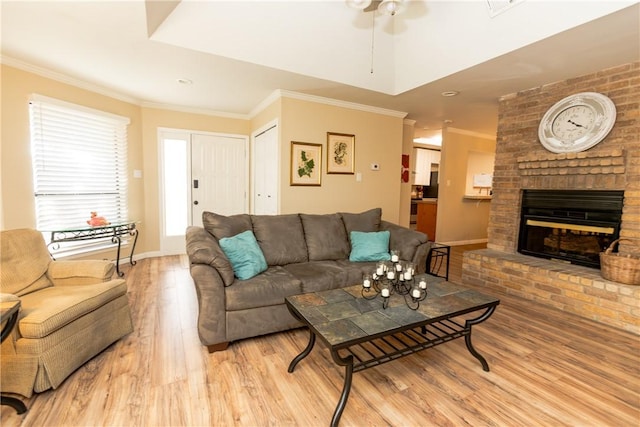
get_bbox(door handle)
[193,201,199,205]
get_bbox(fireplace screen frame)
[518,190,624,269]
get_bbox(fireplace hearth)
[518,190,624,268]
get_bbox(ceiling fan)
[346,0,406,16]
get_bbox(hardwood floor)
[2,246,639,426]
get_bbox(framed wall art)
[327,132,355,174]
[290,141,322,186]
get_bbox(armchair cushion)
[0,229,53,297]
[47,260,116,286]
[17,279,127,339]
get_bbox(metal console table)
[46,221,138,277]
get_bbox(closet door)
[253,125,278,215]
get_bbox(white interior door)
[191,133,248,227]
[252,124,279,215]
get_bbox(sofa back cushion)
[300,213,350,261]
[202,211,253,240]
[251,214,308,266]
[340,208,382,235]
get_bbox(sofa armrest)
[186,226,235,286]
[380,220,430,273]
[186,226,231,347]
[46,260,116,286]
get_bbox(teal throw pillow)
[219,230,268,280]
[349,230,391,262]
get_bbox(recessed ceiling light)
[441,91,459,97]
[177,78,193,85]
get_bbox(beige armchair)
[0,228,133,398]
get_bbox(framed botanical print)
[290,141,322,186]
[327,132,355,174]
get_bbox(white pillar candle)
[387,271,395,280]
[412,289,421,299]
[419,280,427,289]
[391,254,399,263]
[395,263,402,272]
[381,288,390,298]
[363,279,371,288]
[404,271,412,280]
[376,266,383,276]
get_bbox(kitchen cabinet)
[412,148,440,186]
[416,202,437,241]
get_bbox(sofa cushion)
[17,280,128,339]
[283,261,350,293]
[349,231,391,262]
[252,214,308,266]
[225,266,302,311]
[219,231,268,280]
[300,213,350,261]
[340,208,382,235]
[202,211,252,240]
[334,260,377,285]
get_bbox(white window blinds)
[29,95,130,231]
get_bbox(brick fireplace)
[462,62,640,335]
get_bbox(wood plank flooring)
[2,245,639,426]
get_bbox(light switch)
[356,172,362,182]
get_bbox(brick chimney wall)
[463,62,640,334]
[489,61,639,254]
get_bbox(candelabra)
[361,251,428,310]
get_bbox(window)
[29,95,130,242]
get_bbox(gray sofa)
[185,208,430,352]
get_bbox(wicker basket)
[600,239,640,285]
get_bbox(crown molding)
[1,55,141,105]
[257,89,408,119]
[3,56,408,122]
[2,55,251,120]
[140,101,249,120]
[403,118,416,126]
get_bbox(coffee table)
[285,278,499,427]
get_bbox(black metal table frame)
[287,301,497,427]
[426,242,451,281]
[47,222,138,277]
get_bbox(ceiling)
[2,1,639,139]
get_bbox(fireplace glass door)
[518,190,623,268]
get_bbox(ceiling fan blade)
[363,0,382,13]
